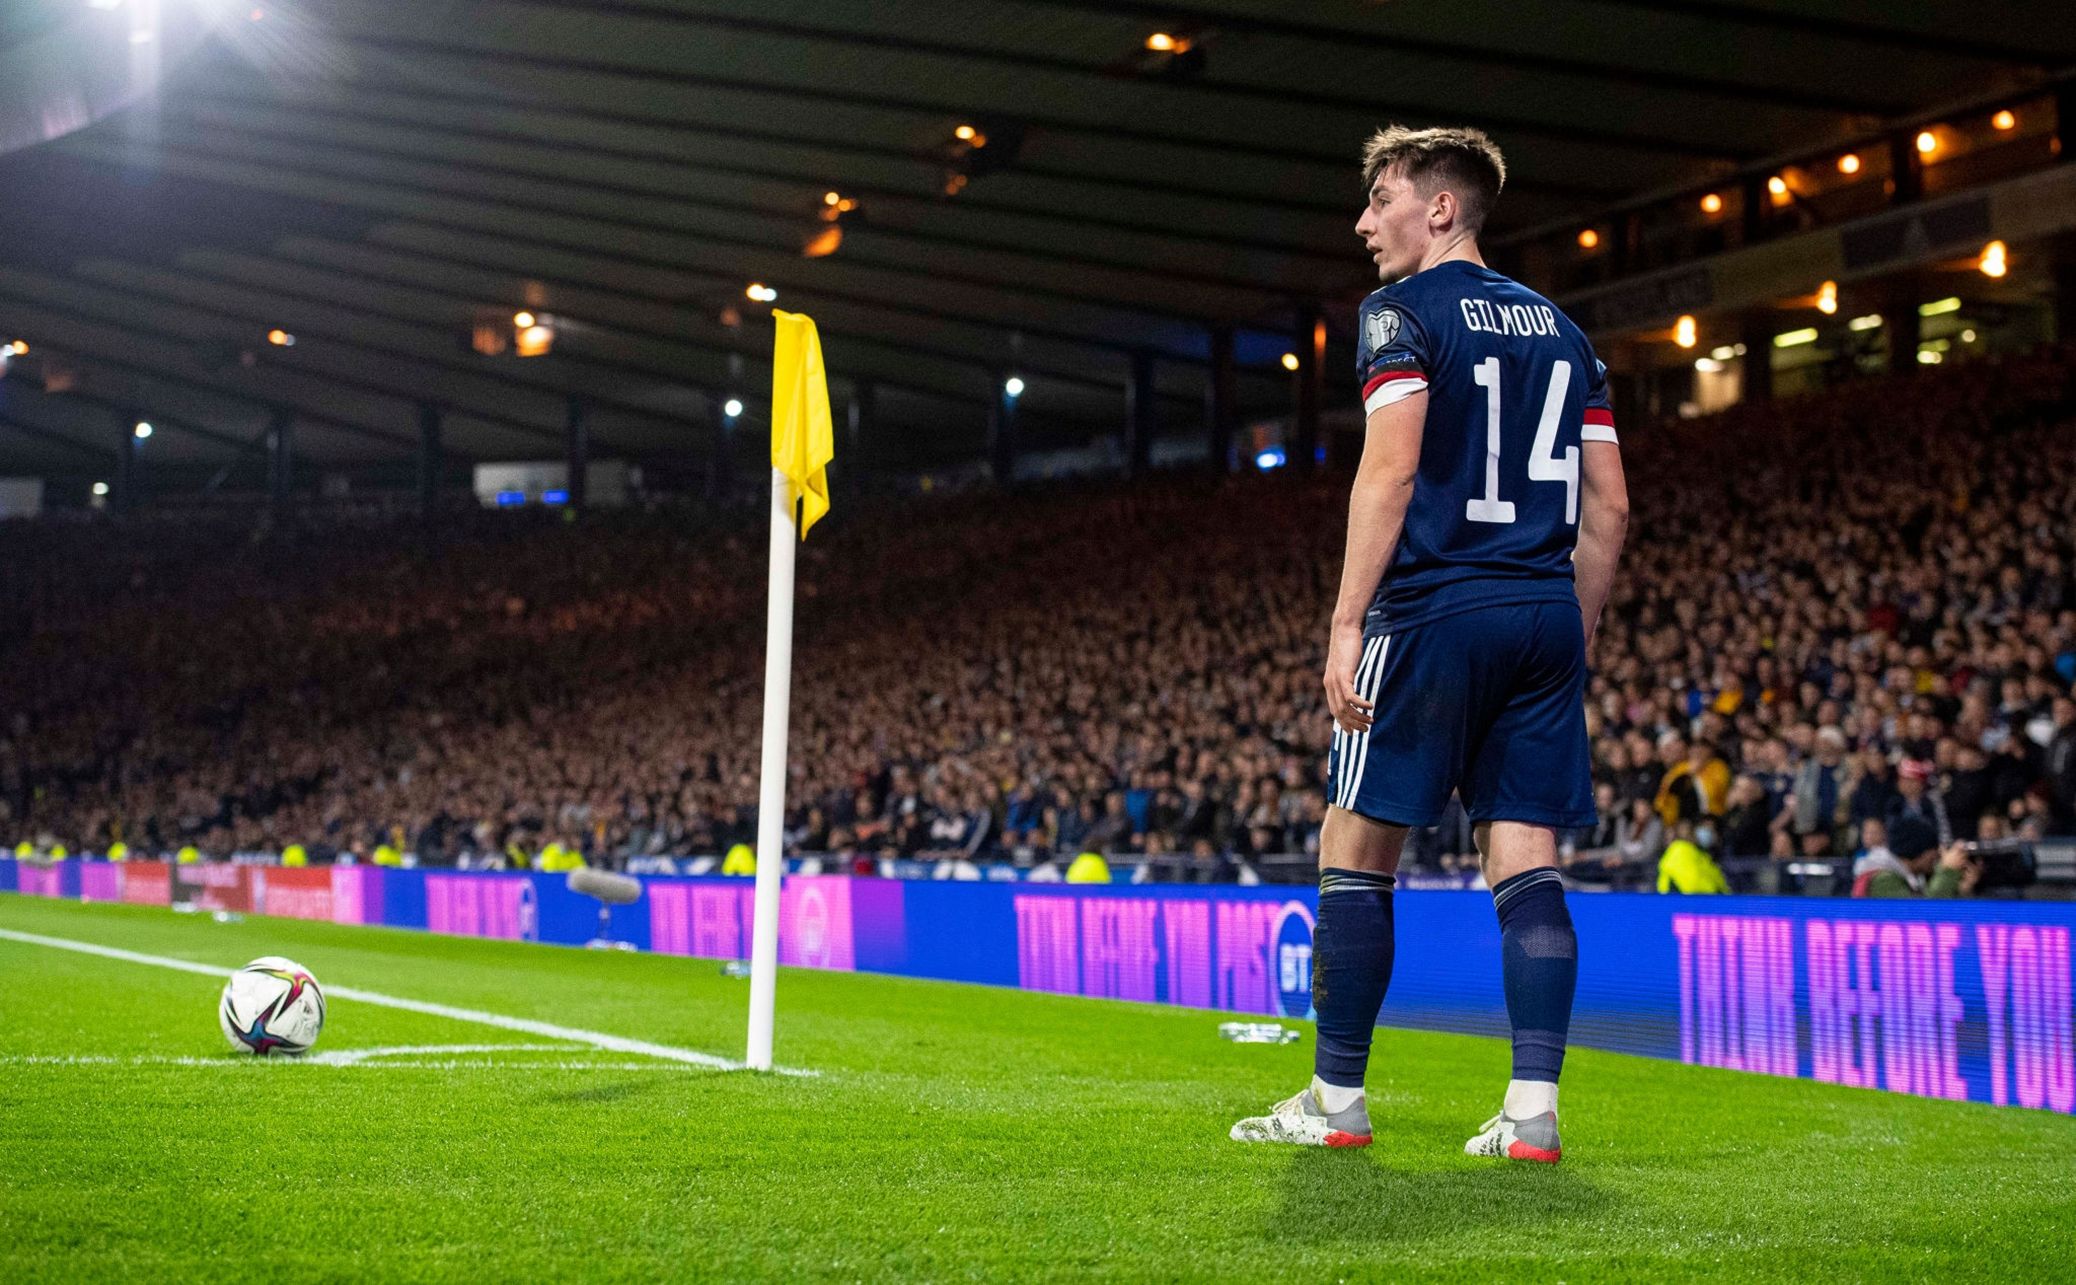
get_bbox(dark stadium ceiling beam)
[55,256,718,442]
[0,413,119,463]
[67,245,1035,420]
[421,0,1818,149]
[182,89,1345,269]
[198,65,1627,214]
[1587,0,2074,68]
[0,375,272,460]
[239,235,1216,413]
[179,93,1374,286]
[92,129,1273,337]
[58,135,1249,374]
[336,32,1750,167]
[168,106,1335,308]
[0,278,583,453]
[1006,0,1913,115]
[0,289,448,453]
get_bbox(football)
[218,956,326,1056]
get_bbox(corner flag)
[746,310,834,1072]
[770,309,834,539]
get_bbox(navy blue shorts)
[1326,601,1595,830]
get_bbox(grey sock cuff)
[1319,867,1397,895]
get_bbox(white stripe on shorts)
[1334,636,1383,807]
[1341,634,1392,810]
[1334,636,1385,809]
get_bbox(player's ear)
[1429,189,1454,232]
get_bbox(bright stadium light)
[745,283,778,303]
[133,421,153,439]
[1279,352,1299,372]
[1694,357,1724,373]
[92,481,109,496]
[1576,228,1599,249]
[1004,377,1025,398]
[1699,192,1723,215]
[1673,315,1697,349]
[1254,447,1286,471]
[1709,345,1736,361]
[1816,281,1838,315]
[1916,130,1939,156]
[1767,175,1788,196]
[724,397,744,418]
[266,328,294,347]
[513,311,536,329]
[1992,109,2016,131]
[1919,297,1962,317]
[1837,153,1861,175]
[1848,313,1884,331]
[1773,328,1819,348]
[1978,241,2008,278]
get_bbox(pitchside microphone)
[568,867,643,950]
[568,867,642,905]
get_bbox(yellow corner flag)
[770,309,834,539]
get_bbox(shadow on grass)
[538,1077,666,1106]
[1266,1148,1610,1246]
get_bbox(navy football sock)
[1311,867,1396,1090]
[1492,867,1577,1085]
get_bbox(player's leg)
[1458,602,1592,1163]
[1233,628,1460,1149]
[1229,810,1401,1148]
[1462,820,1574,1162]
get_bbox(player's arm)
[1575,439,1628,651]
[1325,390,1427,735]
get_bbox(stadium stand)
[3,343,2073,886]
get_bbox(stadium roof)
[1,0,2071,486]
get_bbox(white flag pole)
[746,466,796,1072]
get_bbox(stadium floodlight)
[1816,281,1838,315]
[1992,109,2017,131]
[1694,357,1724,374]
[1254,447,1286,471]
[1576,228,1599,249]
[1918,297,1962,317]
[1837,153,1861,175]
[1978,241,2008,278]
[266,328,294,347]
[1699,192,1723,215]
[1916,130,1939,156]
[1709,345,1736,361]
[513,311,535,329]
[1004,376,1025,398]
[1673,315,1697,349]
[92,481,109,496]
[724,397,744,418]
[1848,314,1884,332]
[133,421,153,439]
[745,283,778,303]
[1773,328,1819,348]
[1279,352,1300,372]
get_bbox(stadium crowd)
[3,343,2076,886]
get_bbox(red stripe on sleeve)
[1362,370,1425,399]
[1583,407,1615,427]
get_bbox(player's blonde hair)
[1361,125,1507,231]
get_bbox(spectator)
[1853,818,1975,898]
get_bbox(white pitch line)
[0,1054,710,1071]
[0,927,816,1076]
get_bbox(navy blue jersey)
[1355,260,1616,636]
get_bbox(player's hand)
[1324,620,1373,735]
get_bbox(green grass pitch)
[3,895,2073,1282]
